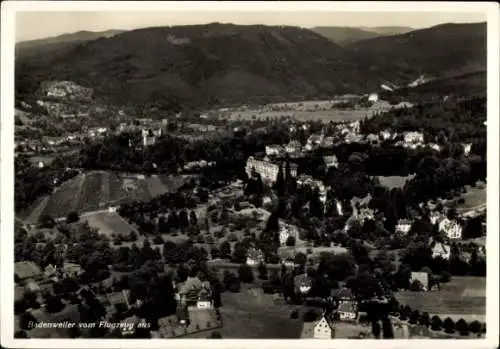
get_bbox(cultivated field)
[394,276,486,322]
[19,171,193,222]
[225,100,393,123]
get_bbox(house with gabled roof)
[395,219,413,235]
[330,287,358,321]
[432,242,451,260]
[438,217,463,240]
[313,313,335,339]
[336,300,358,322]
[196,286,213,309]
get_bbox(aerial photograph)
[7,3,492,342]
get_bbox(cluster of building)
[14,260,85,299]
[299,286,360,339]
[245,156,298,184]
[41,81,93,100]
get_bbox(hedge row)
[394,304,486,336]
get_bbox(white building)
[245,157,297,183]
[313,315,335,339]
[438,218,463,240]
[368,93,379,103]
[196,287,213,309]
[142,129,156,147]
[404,131,424,144]
[285,140,302,154]
[380,130,392,140]
[429,143,442,152]
[323,155,339,169]
[463,143,472,156]
[395,219,413,235]
[432,242,451,260]
[278,220,299,246]
[430,211,444,225]
[265,145,282,156]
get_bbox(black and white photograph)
[1,1,498,348]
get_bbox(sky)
[15,9,486,42]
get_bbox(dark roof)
[294,274,313,289]
[338,301,357,314]
[332,287,354,299]
[198,287,212,302]
[179,277,205,295]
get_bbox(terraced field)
[19,171,193,222]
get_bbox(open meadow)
[81,212,138,238]
[374,175,415,189]
[394,276,486,322]
[18,171,193,222]
[455,185,486,212]
[222,99,395,123]
[219,286,302,338]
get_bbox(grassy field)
[19,171,193,222]
[41,173,87,218]
[219,287,303,338]
[227,105,389,123]
[82,212,138,238]
[455,185,486,212]
[223,99,394,123]
[375,175,415,189]
[394,276,486,321]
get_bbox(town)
[14,79,487,340]
[10,11,489,342]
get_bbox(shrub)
[286,236,296,247]
[455,319,469,336]
[410,279,424,292]
[468,320,482,334]
[409,310,420,324]
[66,211,79,224]
[419,312,431,327]
[431,315,442,331]
[238,264,254,283]
[443,317,455,334]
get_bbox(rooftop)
[15,261,43,281]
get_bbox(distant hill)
[311,26,414,46]
[16,30,125,58]
[360,26,414,36]
[311,27,381,46]
[15,23,383,110]
[346,22,486,86]
[380,71,486,103]
[15,22,486,111]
